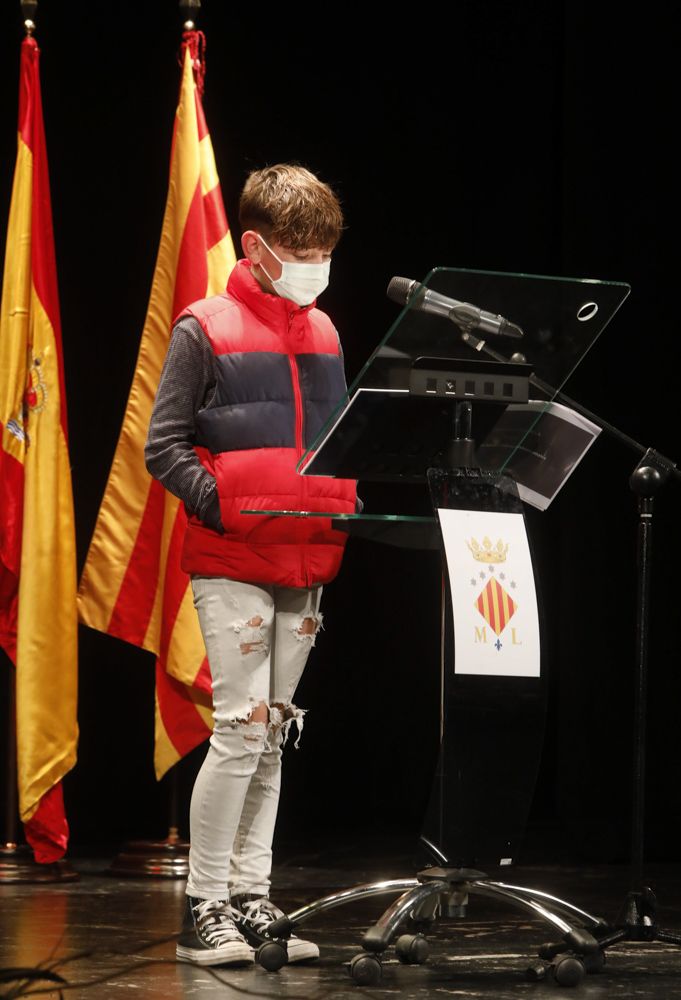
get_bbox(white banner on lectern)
[438,508,540,677]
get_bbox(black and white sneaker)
[176,896,255,966]
[232,894,320,963]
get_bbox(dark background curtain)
[0,1,675,864]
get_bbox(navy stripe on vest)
[195,352,295,452]
[296,354,348,448]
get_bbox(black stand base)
[534,886,681,985]
[601,887,681,947]
[0,843,79,884]
[108,830,189,878]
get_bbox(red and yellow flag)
[77,32,235,777]
[0,35,78,863]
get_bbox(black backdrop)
[0,2,677,865]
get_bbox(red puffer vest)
[180,260,357,587]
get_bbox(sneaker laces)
[239,897,285,934]
[193,899,246,946]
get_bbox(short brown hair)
[239,164,344,250]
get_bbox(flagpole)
[21,0,37,34]
[2,659,19,851]
[109,765,190,878]
[179,0,201,30]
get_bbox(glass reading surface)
[299,266,629,481]
[240,511,435,522]
[239,510,439,550]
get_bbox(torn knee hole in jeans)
[268,702,307,749]
[235,719,267,750]
[290,612,324,647]
[219,703,268,748]
[225,703,306,749]
[230,614,269,655]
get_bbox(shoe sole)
[176,944,255,966]
[286,941,320,963]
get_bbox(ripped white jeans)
[186,576,323,901]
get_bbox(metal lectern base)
[267,868,610,988]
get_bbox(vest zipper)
[287,308,304,456]
[288,354,303,456]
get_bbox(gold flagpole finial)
[21,0,37,34]
[180,0,201,32]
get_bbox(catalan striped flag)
[0,35,78,862]
[77,31,235,777]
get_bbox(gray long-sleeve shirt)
[144,316,223,531]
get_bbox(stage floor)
[2,841,681,999]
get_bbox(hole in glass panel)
[577,301,598,322]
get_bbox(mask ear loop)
[255,234,280,285]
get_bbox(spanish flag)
[0,35,78,863]
[77,31,235,778]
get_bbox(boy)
[145,164,356,966]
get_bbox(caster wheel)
[350,952,382,985]
[553,955,585,987]
[583,950,606,974]
[525,963,548,982]
[395,934,429,965]
[256,940,287,971]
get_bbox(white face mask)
[257,234,330,306]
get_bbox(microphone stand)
[462,329,681,970]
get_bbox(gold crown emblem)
[467,536,508,563]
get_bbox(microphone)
[387,276,524,339]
